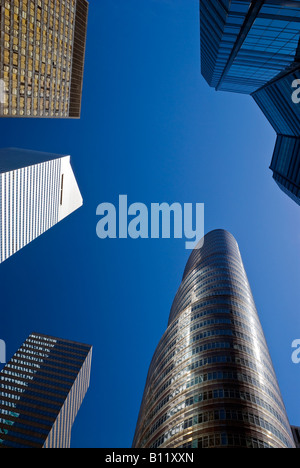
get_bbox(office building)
[268,135,300,206]
[200,0,300,95]
[133,230,295,449]
[200,0,300,205]
[0,148,83,264]
[253,66,300,138]
[253,65,300,205]
[0,0,88,118]
[0,332,92,448]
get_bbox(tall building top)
[30,332,92,351]
[200,0,300,95]
[0,0,89,118]
[133,229,295,448]
[0,332,92,448]
[169,229,247,325]
[0,148,83,263]
[0,148,67,173]
[182,229,239,280]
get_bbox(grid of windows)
[132,230,295,449]
[201,0,300,94]
[0,0,88,118]
[179,433,273,449]
[222,3,300,93]
[0,333,92,449]
[200,1,300,206]
[0,158,61,263]
[0,148,83,264]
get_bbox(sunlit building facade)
[0,148,83,264]
[0,0,88,118]
[0,332,92,448]
[200,0,300,206]
[253,67,300,138]
[133,230,295,449]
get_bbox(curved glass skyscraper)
[133,230,295,449]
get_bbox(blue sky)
[1,0,300,448]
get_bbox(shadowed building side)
[200,1,300,95]
[253,66,300,205]
[69,0,89,118]
[0,148,83,264]
[0,333,92,449]
[199,1,300,206]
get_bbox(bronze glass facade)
[133,230,295,449]
[0,0,88,118]
[0,332,92,448]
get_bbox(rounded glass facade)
[133,230,295,449]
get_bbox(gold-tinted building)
[0,0,88,118]
[133,230,296,449]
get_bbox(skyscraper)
[200,0,300,95]
[253,66,300,205]
[133,230,295,449]
[0,0,88,118]
[0,332,92,448]
[0,148,83,264]
[200,0,300,205]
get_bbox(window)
[60,174,64,205]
